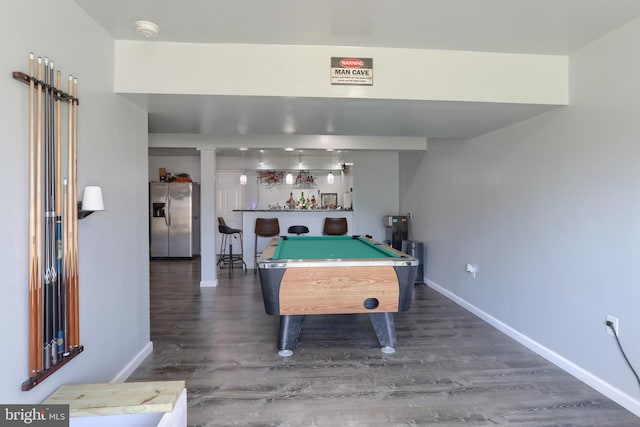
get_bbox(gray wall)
[1,0,150,402]
[351,151,400,241]
[400,17,640,410]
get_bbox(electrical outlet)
[407,211,412,219]
[465,263,477,279]
[606,315,619,336]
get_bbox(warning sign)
[331,57,373,86]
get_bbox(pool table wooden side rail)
[279,265,400,314]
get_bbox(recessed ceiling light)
[135,20,160,38]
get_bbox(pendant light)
[285,151,293,184]
[240,150,247,185]
[327,150,335,184]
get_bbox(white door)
[216,171,244,256]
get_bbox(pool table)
[257,235,418,356]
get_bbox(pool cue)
[55,69,64,359]
[71,77,79,347]
[36,57,44,372]
[65,76,79,349]
[27,53,39,375]
[47,60,58,366]
[62,177,69,354]
[49,61,58,365]
[42,58,52,370]
[64,75,74,351]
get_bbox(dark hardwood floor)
[128,259,639,426]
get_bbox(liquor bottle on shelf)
[286,193,295,209]
[299,192,305,208]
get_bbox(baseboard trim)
[200,280,218,287]
[426,279,640,417]
[110,341,153,383]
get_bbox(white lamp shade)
[326,172,335,184]
[81,186,104,211]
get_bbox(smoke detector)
[135,20,160,38]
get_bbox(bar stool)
[217,217,246,275]
[287,225,309,235]
[254,217,280,274]
[322,217,348,235]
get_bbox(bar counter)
[233,209,353,212]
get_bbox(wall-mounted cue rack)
[13,53,84,391]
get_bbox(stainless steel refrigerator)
[150,182,201,258]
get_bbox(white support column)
[200,149,217,287]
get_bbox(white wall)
[116,41,568,105]
[0,0,150,403]
[400,17,640,415]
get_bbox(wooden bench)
[43,380,186,427]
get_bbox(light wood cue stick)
[65,75,74,350]
[62,176,68,354]
[28,53,38,375]
[36,57,43,371]
[71,78,79,347]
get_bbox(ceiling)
[75,0,640,145]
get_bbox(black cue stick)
[42,57,52,369]
[55,69,64,360]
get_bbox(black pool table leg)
[278,315,305,356]
[368,312,397,354]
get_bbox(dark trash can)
[402,240,425,284]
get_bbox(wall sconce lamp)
[78,186,105,219]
